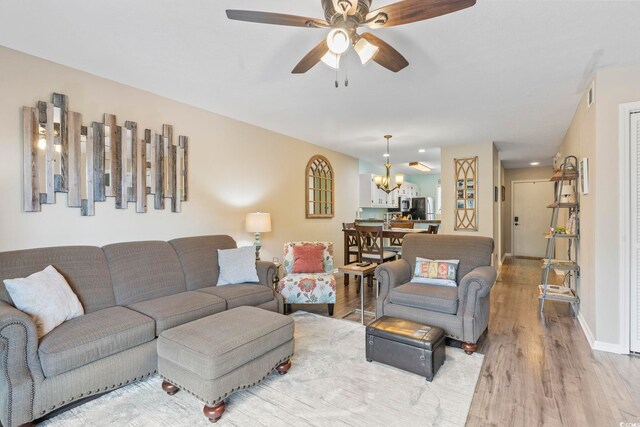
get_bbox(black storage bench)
[366,316,445,381]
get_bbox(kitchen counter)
[355,219,441,224]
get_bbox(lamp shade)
[246,212,272,233]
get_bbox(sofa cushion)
[103,241,187,306]
[198,284,274,309]
[169,235,237,291]
[38,306,155,378]
[127,291,226,335]
[0,246,115,314]
[390,283,459,315]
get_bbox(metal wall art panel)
[22,93,189,216]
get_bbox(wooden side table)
[338,262,378,324]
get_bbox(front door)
[513,180,554,258]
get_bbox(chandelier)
[374,135,404,194]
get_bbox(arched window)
[306,155,334,218]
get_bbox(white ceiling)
[2,1,640,171]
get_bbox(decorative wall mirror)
[454,156,478,231]
[306,155,334,218]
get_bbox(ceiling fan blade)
[365,0,476,28]
[292,40,330,74]
[226,10,329,28]
[361,33,409,72]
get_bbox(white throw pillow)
[3,265,84,338]
[217,246,259,285]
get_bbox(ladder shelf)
[540,155,580,315]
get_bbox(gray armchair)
[375,234,496,355]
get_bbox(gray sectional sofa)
[0,235,280,427]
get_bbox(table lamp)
[245,212,271,260]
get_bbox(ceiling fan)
[226,0,476,74]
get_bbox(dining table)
[341,226,428,268]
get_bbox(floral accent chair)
[278,242,336,316]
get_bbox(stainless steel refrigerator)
[410,197,435,220]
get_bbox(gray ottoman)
[158,306,294,423]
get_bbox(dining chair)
[386,220,415,258]
[354,225,397,293]
[342,222,359,287]
[342,222,359,263]
[427,224,440,234]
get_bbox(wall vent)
[587,80,595,109]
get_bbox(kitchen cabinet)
[359,174,400,208]
[397,181,420,198]
[359,174,386,208]
[388,188,399,208]
[409,182,420,197]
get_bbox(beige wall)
[559,63,640,347]
[558,83,597,342]
[441,142,497,257]
[0,46,360,265]
[501,166,555,256]
[592,64,640,345]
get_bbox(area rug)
[41,312,483,427]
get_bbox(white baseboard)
[593,341,626,354]
[577,311,626,354]
[577,311,595,348]
[501,253,511,264]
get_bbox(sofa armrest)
[0,300,44,427]
[256,261,276,288]
[457,266,497,342]
[375,259,412,316]
[458,266,497,301]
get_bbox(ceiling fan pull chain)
[335,67,339,88]
[345,59,349,87]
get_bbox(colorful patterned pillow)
[412,257,459,287]
[292,245,324,273]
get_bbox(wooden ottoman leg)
[162,380,179,395]
[276,359,292,375]
[203,401,225,423]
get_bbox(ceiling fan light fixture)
[409,162,432,172]
[326,28,350,54]
[320,51,341,69]
[354,37,379,65]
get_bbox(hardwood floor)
[287,258,640,426]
